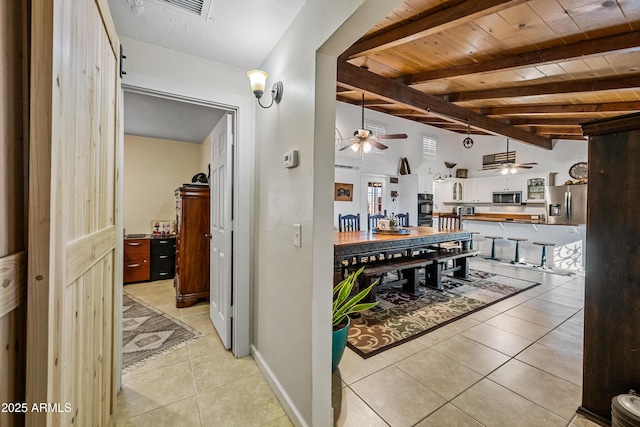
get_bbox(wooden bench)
[357,248,479,302]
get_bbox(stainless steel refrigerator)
[544,185,588,224]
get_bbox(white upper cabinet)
[463,178,493,203]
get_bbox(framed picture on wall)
[334,183,353,202]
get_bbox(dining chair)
[367,210,387,230]
[395,212,409,227]
[438,213,462,230]
[338,213,360,232]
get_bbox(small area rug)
[122,292,201,372]
[347,269,540,358]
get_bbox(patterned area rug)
[347,269,540,358]
[122,293,201,372]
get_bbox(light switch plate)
[293,224,301,247]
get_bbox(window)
[365,120,387,157]
[421,133,437,165]
[367,181,383,214]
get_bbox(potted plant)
[332,267,378,372]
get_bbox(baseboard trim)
[576,406,611,426]
[251,345,308,427]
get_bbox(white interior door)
[209,113,234,349]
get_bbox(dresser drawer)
[123,238,150,283]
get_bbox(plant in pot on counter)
[332,267,378,372]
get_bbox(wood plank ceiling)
[336,0,640,149]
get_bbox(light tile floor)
[117,261,601,427]
[116,279,293,427]
[333,258,600,427]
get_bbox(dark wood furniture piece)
[123,237,150,283]
[579,113,640,424]
[175,186,210,308]
[437,213,462,230]
[338,213,360,232]
[150,237,176,281]
[334,227,471,285]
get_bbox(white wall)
[123,135,201,234]
[253,1,403,425]
[334,101,589,222]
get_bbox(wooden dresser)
[175,186,210,307]
[123,235,176,284]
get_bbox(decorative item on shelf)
[332,267,378,372]
[246,69,283,109]
[463,122,474,148]
[399,157,411,175]
[456,168,468,178]
[433,173,445,182]
[444,162,457,178]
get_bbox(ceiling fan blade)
[517,162,538,166]
[338,140,358,151]
[513,165,533,169]
[369,139,388,150]
[377,133,408,140]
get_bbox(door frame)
[361,173,389,229]
[118,84,252,382]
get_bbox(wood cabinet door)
[27,0,120,424]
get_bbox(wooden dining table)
[333,226,471,283]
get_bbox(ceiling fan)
[482,138,538,174]
[337,93,407,153]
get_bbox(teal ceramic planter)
[332,316,350,373]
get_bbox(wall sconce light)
[433,173,445,182]
[246,70,283,109]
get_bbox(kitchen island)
[454,213,585,270]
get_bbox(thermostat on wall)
[284,149,299,168]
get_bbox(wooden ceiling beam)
[337,61,552,149]
[504,118,584,126]
[340,0,528,60]
[399,30,640,85]
[479,101,640,115]
[446,73,640,102]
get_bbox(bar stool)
[484,236,503,260]
[508,237,528,264]
[469,231,480,250]
[533,241,556,269]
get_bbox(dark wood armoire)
[579,112,640,424]
[174,186,210,308]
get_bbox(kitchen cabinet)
[150,237,176,281]
[492,174,526,192]
[462,178,493,203]
[451,179,463,202]
[524,175,548,203]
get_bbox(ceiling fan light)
[510,167,517,174]
[501,168,509,175]
[363,142,372,153]
[350,143,360,153]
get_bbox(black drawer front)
[151,238,176,258]
[150,259,175,281]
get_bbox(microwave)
[492,191,522,205]
[454,206,475,215]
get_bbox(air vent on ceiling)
[149,0,213,20]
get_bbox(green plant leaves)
[333,267,378,327]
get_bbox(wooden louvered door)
[26,0,121,425]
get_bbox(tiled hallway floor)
[117,260,600,427]
[116,279,293,427]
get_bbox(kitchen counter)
[435,213,583,226]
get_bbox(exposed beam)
[505,118,584,126]
[446,73,640,102]
[479,101,640,115]
[337,61,552,149]
[340,0,528,60]
[399,30,640,85]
